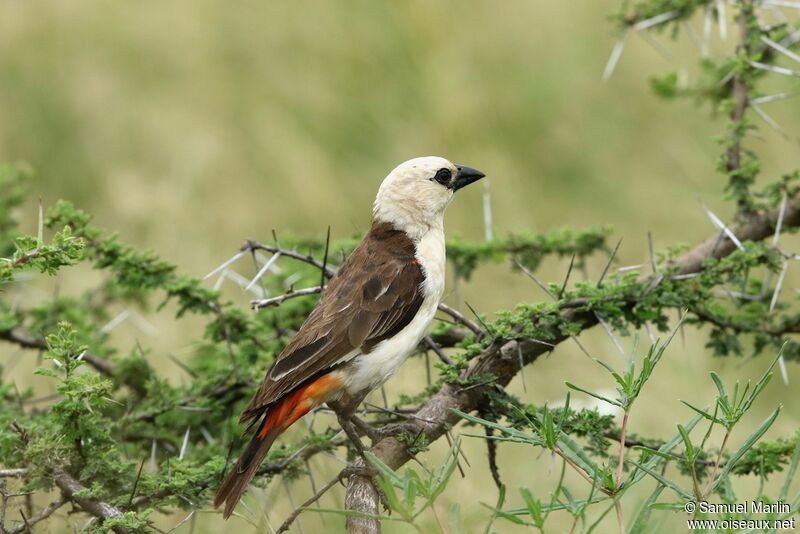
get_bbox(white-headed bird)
[215,156,485,518]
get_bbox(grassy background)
[1,1,799,532]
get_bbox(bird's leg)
[336,413,392,512]
[336,413,371,460]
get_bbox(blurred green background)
[1,1,799,532]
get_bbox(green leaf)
[629,483,665,534]
[565,382,623,408]
[708,406,782,494]
[630,461,693,500]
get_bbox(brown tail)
[214,372,344,518]
[214,420,281,519]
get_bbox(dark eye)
[432,168,451,186]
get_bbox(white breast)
[343,225,446,394]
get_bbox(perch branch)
[343,193,800,533]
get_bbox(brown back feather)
[239,222,424,424]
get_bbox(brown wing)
[240,222,425,424]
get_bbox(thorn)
[595,313,626,357]
[168,354,198,378]
[179,427,190,461]
[769,260,789,312]
[320,226,331,290]
[518,344,527,392]
[597,238,623,287]
[635,30,673,61]
[670,272,701,281]
[702,5,713,57]
[483,179,494,242]
[716,0,727,41]
[603,36,627,81]
[643,322,656,344]
[761,35,800,64]
[203,249,248,280]
[99,309,131,334]
[464,301,490,333]
[514,259,555,299]
[572,337,593,359]
[702,202,744,250]
[128,458,145,506]
[774,192,788,247]
[249,249,268,299]
[129,311,157,336]
[558,255,576,299]
[632,10,680,32]
[750,91,800,105]
[750,61,800,77]
[648,232,657,273]
[150,440,158,472]
[37,198,43,246]
[751,104,793,140]
[777,355,790,386]
[682,20,703,53]
[245,252,282,292]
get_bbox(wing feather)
[239,222,425,424]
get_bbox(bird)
[214,156,485,518]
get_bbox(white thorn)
[129,311,157,336]
[100,309,131,334]
[702,6,713,57]
[37,199,44,246]
[717,0,727,41]
[769,260,789,312]
[245,252,282,292]
[763,0,800,8]
[179,427,190,461]
[750,91,800,105]
[213,269,227,291]
[773,192,788,247]
[702,203,744,250]
[596,313,626,358]
[751,104,792,140]
[777,355,790,385]
[482,179,493,242]
[603,36,627,81]
[750,61,800,77]
[632,11,680,32]
[761,35,800,64]
[203,249,247,280]
[150,439,158,472]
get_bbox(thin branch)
[276,474,342,534]
[6,496,66,534]
[436,302,483,338]
[52,466,129,534]
[0,329,115,377]
[343,193,800,527]
[251,287,322,310]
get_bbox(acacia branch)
[52,466,129,534]
[0,329,115,377]
[343,194,800,532]
[5,495,66,534]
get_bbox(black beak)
[450,164,486,191]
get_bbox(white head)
[372,156,485,240]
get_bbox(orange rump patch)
[258,373,343,439]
